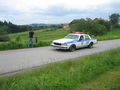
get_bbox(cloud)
[0,0,120,24]
[0,0,116,12]
[0,16,6,21]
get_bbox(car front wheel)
[88,42,93,48]
[69,45,76,52]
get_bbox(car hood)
[53,38,74,44]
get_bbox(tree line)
[0,21,32,33]
[0,21,62,33]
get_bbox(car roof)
[69,32,88,36]
[69,33,87,36]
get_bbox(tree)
[0,20,33,33]
[70,19,87,32]
[96,20,111,30]
[0,21,4,26]
[70,18,108,36]
[88,23,107,36]
[109,13,120,25]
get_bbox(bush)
[97,20,112,30]
[70,18,108,36]
[88,23,108,36]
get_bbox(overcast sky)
[0,0,120,25]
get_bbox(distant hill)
[29,23,60,27]
[29,23,63,30]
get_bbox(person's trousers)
[28,38,34,47]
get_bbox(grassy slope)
[9,29,70,42]
[0,48,120,90]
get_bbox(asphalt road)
[0,39,120,76]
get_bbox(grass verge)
[0,48,120,90]
[76,66,120,90]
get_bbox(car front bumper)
[51,44,69,50]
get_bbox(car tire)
[88,42,93,48]
[69,45,76,52]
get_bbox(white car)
[51,32,97,52]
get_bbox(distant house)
[63,23,70,29]
[94,18,105,21]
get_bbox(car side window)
[79,35,84,40]
[85,35,90,40]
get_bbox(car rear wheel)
[69,45,76,52]
[88,42,93,48]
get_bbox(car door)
[76,35,84,48]
[83,35,91,46]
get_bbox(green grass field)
[9,29,70,42]
[0,28,120,50]
[0,48,120,90]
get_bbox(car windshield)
[64,34,79,40]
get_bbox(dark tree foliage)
[70,18,108,36]
[96,20,111,30]
[0,21,62,33]
[109,13,120,25]
[0,21,31,33]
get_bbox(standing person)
[28,30,34,48]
